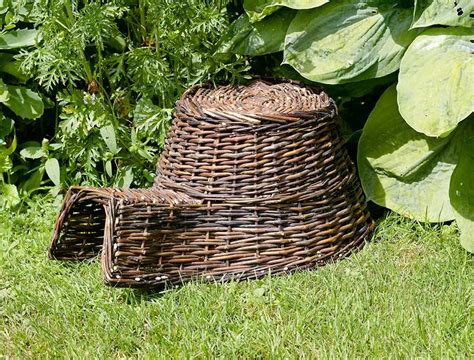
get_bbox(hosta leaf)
[412,0,474,28]
[397,27,474,137]
[45,158,61,186]
[455,217,474,253]
[244,0,329,22]
[358,85,459,222]
[284,2,416,84]
[324,72,397,98]
[0,29,36,49]
[219,9,296,56]
[449,132,474,252]
[4,86,44,119]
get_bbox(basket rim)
[176,76,337,125]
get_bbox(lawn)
[1,196,472,358]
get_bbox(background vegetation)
[0,0,249,207]
[1,1,472,251]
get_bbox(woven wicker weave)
[49,79,374,288]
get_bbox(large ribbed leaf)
[412,0,474,28]
[219,9,295,56]
[244,0,328,22]
[449,132,474,252]
[397,27,474,137]
[283,2,416,84]
[358,85,459,222]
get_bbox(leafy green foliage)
[3,84,43,118]
[244,0,328,22]
[0,1,45,202]
[0,0,249,196]
[0,29,36,49]
[0,182,19,207]
[0,0,472,251]
[358,86,457,221]
[359,86,474,251]
[397,27,473,137]
[219,9,296,56]
[449,137,474,252]
[412,0,474,28]
[283,2,416,84]
[222,0,473,251]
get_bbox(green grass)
[1,196,472,358]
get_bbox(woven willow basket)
[49,79,374,288]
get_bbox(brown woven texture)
[49,78,374,288]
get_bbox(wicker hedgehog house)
[49,79,374,288]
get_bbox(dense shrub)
[0,1,45,207]
[0,0,249,207]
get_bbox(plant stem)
[138,0,147,43]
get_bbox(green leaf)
[455,217,474,253]
[0,4,8,15]
[0,183,20,208]
[45,158,61,186]
[0,152,12,173]
[0,53,14,66]
[4,86,44,119]
[0,116,13,138]
[449,132,474,252]
[0,29,36,49]
[283,2,417,84]
[106,34,126,52]
[358,85,459,222]
[219,9,296,56]
[244,0,329,22]
[0,125,14,172]
[100,125,118,154]
[0,60,30,83]
[412,0,474,28]
[2,133,16,156]
[116,167,134,188]
[253,287,266,297]
[397,27,474,137]
[324,72,397,98]
[20,168,44,194]
[0,79,9,103]
[105,160,113,177]
[20,145,44,159]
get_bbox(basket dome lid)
[176,79,335,125]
